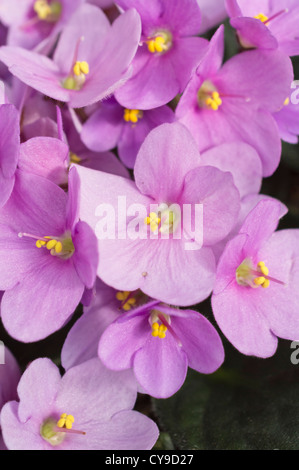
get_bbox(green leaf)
[153,339,299,450]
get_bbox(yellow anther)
[36,240,46,248]
[147,36,166,53]
[34,0,52,20]
[55,241,63,254]
[205,92,222,111]
[123,109,143,124]
[73,61,89,77]
[262,279,270,288]
[34,0,61,22]
[151,322,167,338]
[257,261,269,276]
[70,152,82,164]
[254,276,266,286]
[254,13,269,22]
[284,97,290,106]
[144,212,161,233]
[116,291,136,311]
[46,239,57,250]
[57,413,74,430]
[122,297,136,311]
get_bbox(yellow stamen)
[144,212,161,233]
[262,279,270,289]
[73,61,89,77]
[257,261,269,276]
[57,413,75,430]
[123,109,143,124]
[205,91,222,111]
[35,235,75,259]
[151,322,167,338]
[284,97,290,106]
[55,241,63,254]
[147,36,166,53]
[34,0,61,22]
[254,276,266,286]
[46,239,57,250]
[116,291,137,311]
[254,13,269,22]
[69,152,82,164]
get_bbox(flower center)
[236,259,274,289]
[146,30,173,54]
[144,204,180,235]
[197,80,222,111]
[150,311,170,339]
[33,0,62,22]
[63,61,90,91]
[41,413,85,447]
[19,232,75,259]
[123,108,143,124]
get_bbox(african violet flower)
[0,347,21,450]
[1,357,159,450]
[176,25,294,177]
[226,0,299,56]
[0,0,84,53]
[114,0,209,109]
[98,300,225,398]
[75,122,240,306]
[81,96,175,168]
[0,167,98,342]
[0,4,141,108]
[211,199,299,357]
[61,278,153,370]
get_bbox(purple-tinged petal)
[99,314,149,371]
[67,9,142,109]
[0,46,69,102]
[200,142,263,199]
[256,229,299,340]
[66,409,159,450]
[239,199,283,257]
[118,105,175,169]
[17,358,61,423]
[230,17,278,50]
[133,332,188,398]
[61,302,120,370]
[115,49,179,110]
[196,25,225,78]
[56,358,137,422]
[0,104,20,207]
[72,221,99,289]
[53,4,111,76]
[159,0,202,36]
[18,137,69,185]
[1,256,85,342]
[215,48,293,113]
[81,101,124,152]
[0,170,67,237]
[171,310,225,374]
[134,122,201,202]
[199,0,227,34]
[212,280,278,357]
[79,150,130,179]
[181,165,241,246]
[1,401,48,450]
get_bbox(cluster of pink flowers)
[0,0,298,450]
